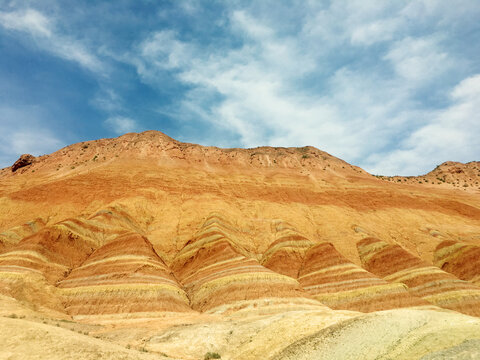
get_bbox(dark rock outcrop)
[11,154,35,172]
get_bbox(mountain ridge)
[2,131,478,193]
[1,130,480,359]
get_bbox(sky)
[0,1,479,175]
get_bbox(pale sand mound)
[0,317,178,360]
[145,304,357,359]
[273,309,480,360]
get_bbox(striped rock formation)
[172,214,322,313]
[434,240,480,286]
[58,232,191,316]
[0,206,143,312]
[0,218,102,312]
[261,221,315,278]
[297,242,428,312]
[86,205,145,242]
[0,218,46,251]
[0,218,101,283]
[358,237,480,317]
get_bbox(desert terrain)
[0,130,479,359]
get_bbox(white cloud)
[132,30,193,86]
[0,8,103,73]
[91,88,124,112]
[302,1,404,49]
[0,106,64,168]
[231,10,274,40]
[384,36,452,84]
[451,74,480,100]
[0,8,51,36]
[130,6,409,162]
[104,116,139,135]
[350,18,401,45]
[28,0,472,176]
[365,74,480,175]
[8,130,63,156]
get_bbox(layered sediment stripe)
[173,214,319,312]
[261,221,315,278]
[0,221,101,284]
[175,214,251,269]
[0,208,148,285]
[434,240,480,286]
[0,218,46,250]
[58,232,192,315]
[357,237,480,317]
[297,242,427,312]
[0,211,144,310]
[87,205,144,240]
[0,250,69,276]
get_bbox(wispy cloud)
[0,8,103,73]
[0,106,64,168]
[384,36,452,85]
[366,74,480,175]
[126,1,480,175]
[91,88,124,112]
[104,116,139,135]
[1,1,479,175]
[0,8,51,36]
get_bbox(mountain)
[376,161,480,190]
[1,130,480,360]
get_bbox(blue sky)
[1,1,479,175]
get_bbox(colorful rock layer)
[0,217,105,312]
[172,215,318,312]
[297,242,428,312]
[0,218,46,251]
[358,237,480,317]
[0,219,100,284]
[434,240,480,286]
[261,221,314,278]
[58,232,191,316]
[0,206,147,312]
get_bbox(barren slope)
[0,130,479,359]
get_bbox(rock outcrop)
[0,218,46,251]
[261,224,428,312]
[0,207,142,312]
[11,154,35,172]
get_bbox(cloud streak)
[1,1,479,175]
[0,106,64,168]
[366,74,480,175]
[104,116,139,135]
[0,8,103,72]
[127,1,480,175]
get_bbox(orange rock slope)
[357,237,480,317]
[0,130,480,358]
[261,223,428,312]
[434,240,480,286]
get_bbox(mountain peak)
[1,130,368,179]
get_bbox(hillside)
[0,130,480,359]
[376,161,480,190]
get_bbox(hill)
[0,130,479,359]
